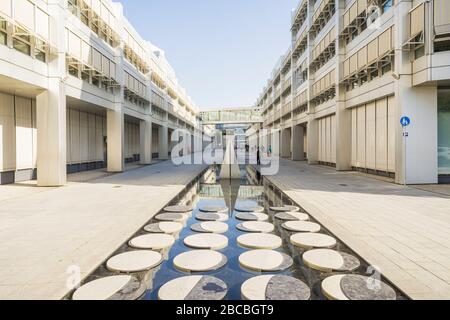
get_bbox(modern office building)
[256,0,450,184]
[0,0,203,186]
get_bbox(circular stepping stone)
[237,233,282,250]
[322,275,396,301]
[239,250,293,272]
[195,212,229,222]
[174,250,227,273]
[155,213,187,222]
[236,213,269,222]
[274,212,309,221]
[290,233,337,250]
[72,275,144,300]
[270,206,300,212]
[241,275,310,300]
[191,221,229,234]
[144,222,183,234]
[282,221,321,233]
[184,234,229,250]
[302,249,360,273]
[129,234,175,250]
[164,205,193,213]
[235,205,265,213]
[158,276,227,300]
[199,206,228,213]
[106,251,163,273]
[237,221,275,233]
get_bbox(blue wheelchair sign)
[400,116,411,127]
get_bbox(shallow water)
[76,165,407,300]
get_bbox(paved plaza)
[263,160,450,300]
[0,159,205,300]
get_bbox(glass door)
[438,89,450,177]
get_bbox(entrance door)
[438,89,450,182]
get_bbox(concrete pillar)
[335,0,351,171]
[307,118,319,164]
[107,109,124,172]
[140,118,152,165]
[393,2,438,184]
[36,1,67,187]
[292,124,305,161]
[36,82,67,186]
[281,128,291,158]
[158,125,169,160]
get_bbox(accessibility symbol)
[400,117,411,127]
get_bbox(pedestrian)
[257,147,261,166]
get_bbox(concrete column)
[307,118,319,164]
[292,124,305,161]
[140,118,152,165]
[36,82,67,186]
[36,1,66,187]
[281,128,291,158]
[107,109,124,172]
[158,125,169,160]
[393,2,438,184]
[335,0,351,171]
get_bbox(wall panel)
[70,109,80,163]
[79,112,89,162]
[357,106,366,168]
[351,108,357,166]
[331,115,336,163]
[95,115,104,161]
[15,97,33,170]
[366,101,376,169]
[88,113,96,162]
[387,96,396,172]
[376,98,388,171]
[0,93,15,171]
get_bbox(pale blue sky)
[119,0,298,109]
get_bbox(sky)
[119,0,298,110]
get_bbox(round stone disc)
[274,212,309,221]
[184,234,229,250]
[322,275,396,300]
[158,276,228,300]
[129,234,175,250]
[239,249,293,272]
[290,233,337,250]
[191,221,229,234]
[174,250,227,273]
[236,213,269,222]
[155,213,187,222]
[72,275,144,300]
[106,250,163,273]
[164,205,193,213]
[235,205,265,213]
[199,206,229,213]
[241,275,310,300]
[237,221,275,233]
[144,222,183,234]
[270,206,300,212]
[302,249,345,272]
[282,221,321,233]
[237,233,282,250]
[195,212,229,222]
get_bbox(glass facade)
[438,89,450,175]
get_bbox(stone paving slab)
[260,160,450,300]
[0,158,205,300]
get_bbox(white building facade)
[0,0,202,186]
[257,0,450,184]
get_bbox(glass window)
[438,89,450,175]
[382,0,393,13]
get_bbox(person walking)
[257,147,261,166]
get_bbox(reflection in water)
[72,166,406,300]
